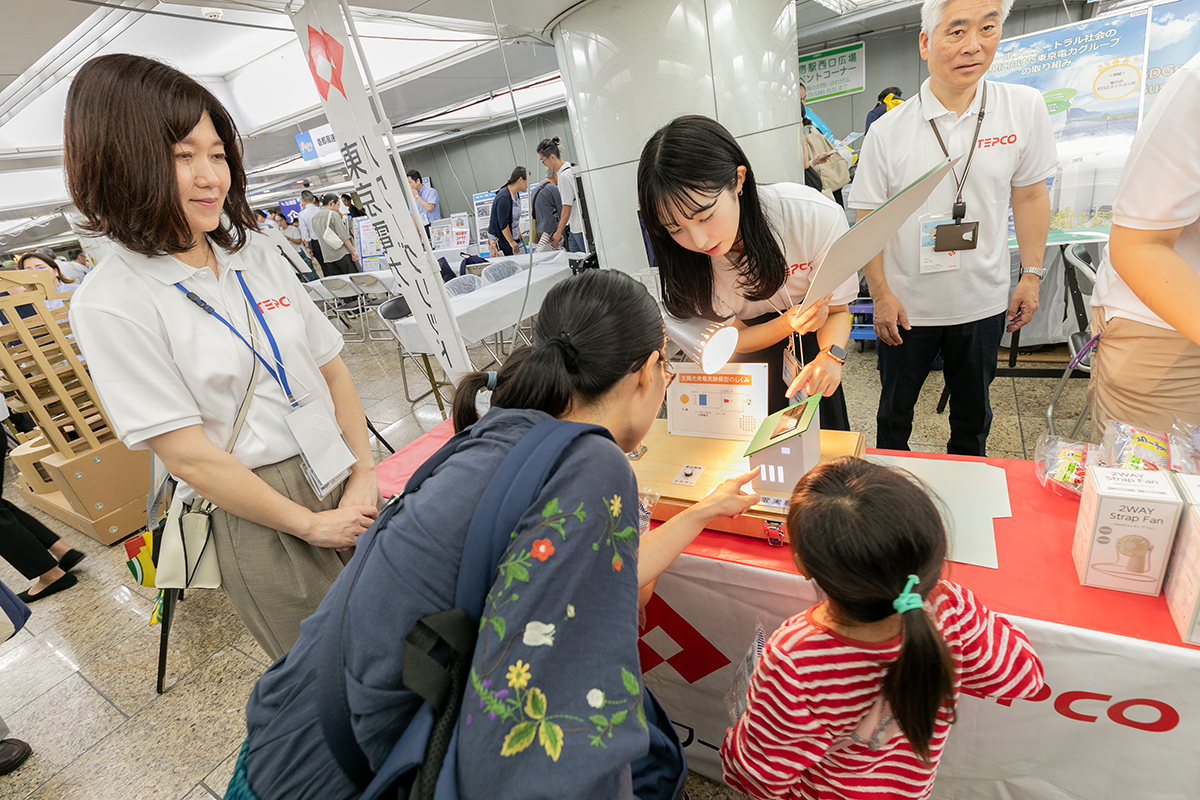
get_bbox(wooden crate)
[629,419,864,544]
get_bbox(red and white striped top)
[721,580,1044,800]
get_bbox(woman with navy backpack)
[231,270,759,800]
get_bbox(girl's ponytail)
[787,457,954,765]
[881,576,956,764]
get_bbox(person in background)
[298,189,324,272]
[865,86,904,136]
[276,211,318,277]
[850,0,1055,457]
[0,394,86,603]
[406,170,440,242]
[638,115,856,421]
[722,458,1043,799]
[60,248,91,283]
[536,137,586,253]
[486,167,528,257]
[313,194,359,276]
[532,167,563,253]
[799,82,836,144]
[17,253,77,305]
[1088,52,1200,435]
[65,54,379,661]
[340,194,365,219]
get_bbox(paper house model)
[744,398,821,496]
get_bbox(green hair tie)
[893,574,924,614]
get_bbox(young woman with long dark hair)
[638,115,857,423]
[234,270,759,800]
[722,457,1044,798]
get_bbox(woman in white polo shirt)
[1089,53,1200,435]
[637,115,856,423]
[63,54,379,661]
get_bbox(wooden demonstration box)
[629,419,864,544]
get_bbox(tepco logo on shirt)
[978,134,1018,149]
[787,262,812,276]
[258,297,292,313]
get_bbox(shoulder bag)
[155,322,260,590]
[321,211,346,251]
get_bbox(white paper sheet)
[866,454,1012,570]
[800,156,961,312]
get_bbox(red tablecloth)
[377,430,1196,651]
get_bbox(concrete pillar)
[551,0,802,281]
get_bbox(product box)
[1164,474,1200,644]
[1072,468,1183,596]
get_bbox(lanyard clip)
[952,200,967,224]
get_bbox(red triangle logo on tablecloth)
[638,593,731,684]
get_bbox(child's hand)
[695,468,760,522]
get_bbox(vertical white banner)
[291,0,471,378]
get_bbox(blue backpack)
[317,420,686,800]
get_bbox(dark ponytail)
[786,457,955,764]
[637,115,787,322]
[451,269,663,431]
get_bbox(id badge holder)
[782,336,805,407]
[284,402,359,499]
[919,212,962,275]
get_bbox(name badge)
[782,340,806,406]
[284,402,358,499]
[919,214,962,275]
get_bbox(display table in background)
[376,429,1200,800]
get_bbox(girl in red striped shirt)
[721,457,1044,799]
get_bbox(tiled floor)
[0,332,1090,800]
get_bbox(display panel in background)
[988,0,1200,232]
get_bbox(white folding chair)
[444,274,482,296]
[319,276,366,342]
[375,296,449,416]
[348,272,395,341]
[482,261,521,284]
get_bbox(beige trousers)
[1087,309,1200,442]
[211,455,353,662]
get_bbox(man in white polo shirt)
[297,189,324,271]
[851,0,1057,456]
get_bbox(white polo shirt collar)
[119,238,245,287]
[918,78,986,124]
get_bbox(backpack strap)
[317,428,475,788]
[319,420,611,791]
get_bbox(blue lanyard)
[173,271,298,407]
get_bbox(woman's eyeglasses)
[661,353,677,389]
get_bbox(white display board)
[666,363,769,442]
[353,217,386,266]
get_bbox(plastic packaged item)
[1172,416,1200,455]
[1098,420,1200,474]
[637,488,660,538]
[725,616,770,724]
[1035,433,1094,497]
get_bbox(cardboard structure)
[0,269,150,544]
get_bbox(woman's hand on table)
[692,468,761,524]
[786,296,830,337]
[786,352,843,399]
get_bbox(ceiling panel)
[0,0,95,92]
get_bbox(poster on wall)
[472,191,495,257]
[987,2,1200,232]
[354,217,386,265]
[291,0,471,378]
[798,42,865,102]
[428,220,453,251]
[1144,0,1200,119]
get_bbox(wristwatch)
[1020,264,1048,279]
[822,344,847,365]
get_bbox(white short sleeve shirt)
[557,163,577,210]
[710,182,858,321]
[849,78,1058,326]
[1093,52,1200,330]
[68,233,345,502]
